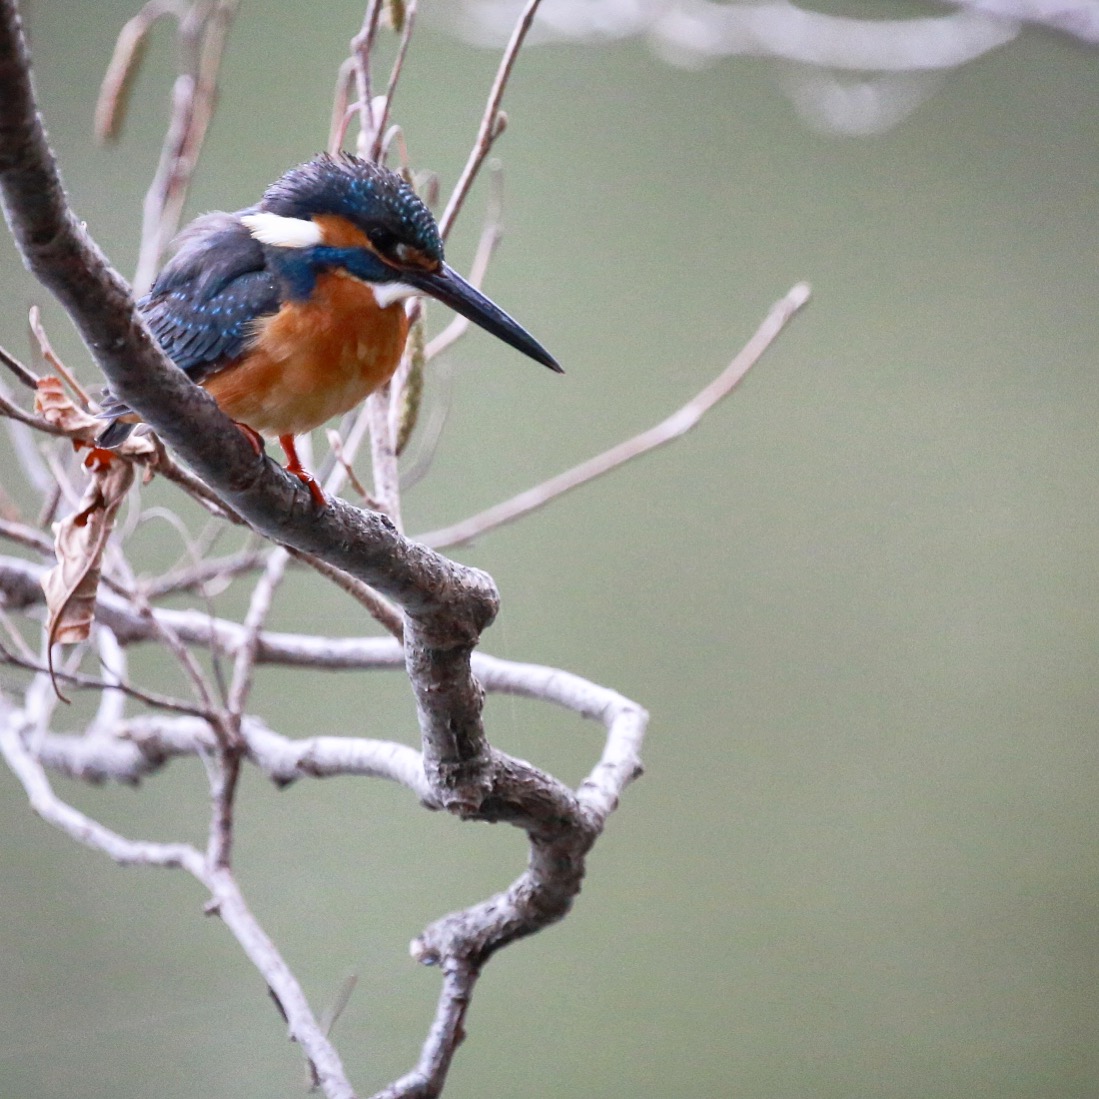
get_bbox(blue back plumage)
[139,211,280,381]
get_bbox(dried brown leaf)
[41,458,135,695]
[34,376,99,440]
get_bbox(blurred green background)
[2,2,1098,1097]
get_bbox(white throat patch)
[371,282,418,308]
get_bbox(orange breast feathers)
[202,270,410,438]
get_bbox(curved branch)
[0,706,357,1099]
[417,282,811,549]
[2,543,648,1099]
[438,0,544,238]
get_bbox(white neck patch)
[372,282,418,308]
[240,212,323,249]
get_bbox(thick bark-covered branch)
[1,555,644,814]
[0,0,494,807]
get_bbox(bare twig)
[204,865,357,1099]
[150,438,247,522]
[29,306,91,407]
[203,741,241,868]
[132,0,240,293]
[366,385,403,529]
[0,605,37,664]
[0,638,213,717]
[0,388,69,436]
[0,709,357,1099]
[95,0,187,144]
[372,960,478,1099]
[418,282,812,548]
[368,0,418,162]
[144,545,265,596]
[36,713,433,798]
[0,515,53,555]
[328,58,357,154]
[0,709,207,868]
[350,0,385,156]
[90,626,128,737]
[438,0,544,239]
[227,549,289,719]
[0,340,38,388]
[325,428,376,505]
[286,547,404,640]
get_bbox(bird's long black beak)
[404,262,562,373]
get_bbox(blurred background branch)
[439,0,1099,134]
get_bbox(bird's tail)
[96,390,137,448]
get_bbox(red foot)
[278,434,327,507]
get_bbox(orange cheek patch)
[313,214,372,250]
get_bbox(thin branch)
[90,625,128,736]
[366,385,403,529]
[95,0,187,144]
[132,0,240,293]
[204,865,357,1099]
[350,0,385,156]
[369,0,418,163]
[29,305,92,407]
[203,742,241,868]
[418,282,812,549]
[227,548,289,718]
[144,545,265,596]
[318,391,382,502]
[35,712,433,799]
[286,546,405,640]
[0,515,53,555]
[150,438,247,522]
[0,388,70,436]
[0,710,207,869]
[325,428,376,505]
[0,705,357,1099]
[0,340,39,388]
[0,638,214,718]
[371,960,478,1099]
[438,0,544,239]
[328,58,357,154]
[126,569,224,717]
[0,605,38,664]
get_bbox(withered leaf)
[34,375,99,440]
[41,458,135,694]
[35,375,156,462]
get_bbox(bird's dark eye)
[369,228,397,256]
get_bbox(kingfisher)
[98,152,560,504]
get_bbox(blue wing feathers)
[97,211,280,443]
